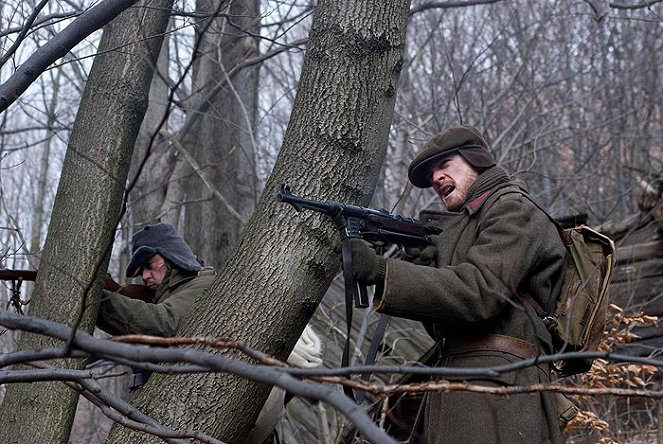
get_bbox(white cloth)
[242,324,323,444]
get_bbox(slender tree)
[181,0,261,269]
[126,25,174,230]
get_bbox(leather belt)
[443,333,549,374]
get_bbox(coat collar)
[154,268,197,299]
[462,166,513,216]
[466,191,492,216]
[419,166,519,222]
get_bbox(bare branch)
[610,0,663,10]
[408,0,663,16]
[0,309,397,444]
[0,367,95,383]
[410,0,506,15]
[167,137,247,224]
[0,0,141,113]
[0,0,51,67]
[28,362,212,444]
[0,13,83,39]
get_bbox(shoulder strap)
[477,185,564,233]
[476,185,559,318]
[476,185,525,228]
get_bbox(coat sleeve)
[374,194,549,326]
[96,275,212,337]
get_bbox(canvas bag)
[480,186,616,376]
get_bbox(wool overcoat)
[97,267,216,336]
[374,167,566,443]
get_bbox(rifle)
[0,269,154,313]
[277,183,441,308]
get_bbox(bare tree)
[107,0,412,442]
[180,0,261,269]
[125,0,261,270]
[0,1,173,442]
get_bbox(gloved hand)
[349,239,386,286]
[403,245,438,266]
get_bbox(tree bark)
[107,0,411,442]
[0,1,173,443]
[180,0,261,269]
[126,23,176,229]
[29,70,62,265]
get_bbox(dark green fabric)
[349,239,386,286]
[375,166,566,443]
[97,267,216,337]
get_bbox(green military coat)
[97,267,216,337]
[374,167,566,443]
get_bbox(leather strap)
[340,234,370,402]
[354,312,390,404]
[476,185,562,318]
[340,236,356,400]
[443,334,549,374]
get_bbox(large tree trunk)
[126,22,178,230]
[107,0,411,442]
[180,0,261,269]
[0,1,173,443]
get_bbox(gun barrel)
[277,183,390,218]
[277,183,441,240]
[277,184,339,215]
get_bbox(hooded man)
[350,124,567,443]
[97,223,323,443]
[97,222,214,338]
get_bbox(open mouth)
[441,185,455,197]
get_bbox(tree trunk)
[180,0,261,269]
[127,23,176,229]
[0,1,173,443]
[107,0,411,442]
[29,70,62,266]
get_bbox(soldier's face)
[430,154,479,211]
[141,254,169,289]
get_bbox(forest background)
[0,0,661,443]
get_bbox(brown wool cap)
[408,124,496,188]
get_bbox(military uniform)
[97,267,215,337]
[374,166,566,443]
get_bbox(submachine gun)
[277,183,441,308]
[278,183,442,402]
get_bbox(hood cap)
[125,223,201,278]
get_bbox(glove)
[403,245,438,266]
[349,239,386,286]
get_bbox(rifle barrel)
[0,269,154,302]
[0,269,37,281]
